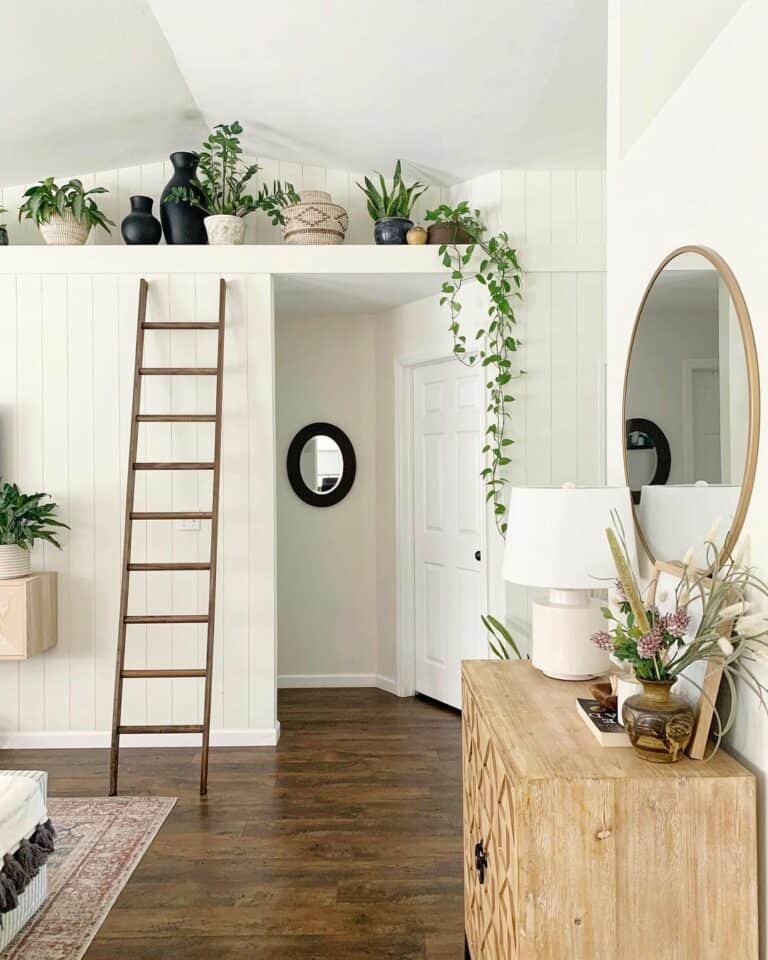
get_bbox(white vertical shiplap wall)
[0,158,445,247]
[375,168,606,681]
[0,272,277,745]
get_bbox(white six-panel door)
[413,359,485,708]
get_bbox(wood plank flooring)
[1,689,464,959]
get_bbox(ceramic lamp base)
[531,590,609,680]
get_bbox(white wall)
[275,312,382,686]
[607,0,768,948]
[0,270,277,747]
[0,158,444,247]
[376,168,607,682]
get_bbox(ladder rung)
[124,615,209,624]
[136,414,217,422]
[122,669,207,679]
[118,724,205,735]
[128,562,211,572]
[140,367,218,376]
[142,322,220,330]
[133,462,215,471]
[130,511,213,520]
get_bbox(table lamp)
[502,485,638,680]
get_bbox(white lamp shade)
[502,486,638,589]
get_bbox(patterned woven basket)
[38,211,90,245]
[281,191,348,245]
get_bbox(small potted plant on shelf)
[592,517,768,762]
[356,160,427,244]
[168,120,300,244]
[18,178,114,245]
[0,207,8,246]
[0,481,69,579]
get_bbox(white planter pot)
[0,545,31,580]
[204,215,245,245]
[38,212,91,246]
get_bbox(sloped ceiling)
[0,0,207,185]
[1,0,607,187]
[148,0,607,182]
[620,0,747,155]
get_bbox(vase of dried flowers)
[622,680,693,763]
[591,515,768,762]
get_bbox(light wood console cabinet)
[462,660,758,959]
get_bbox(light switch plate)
[177,519,201,532]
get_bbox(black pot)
[0,226,7,246]
[160,152,208,245]
[374,217,413,245]
[121,196,162,245]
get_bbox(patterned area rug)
[1,796,175,960]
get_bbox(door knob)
[474,550,481,561]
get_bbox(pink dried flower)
[637,628,663,659]
[591,630,613,651]
[662,609,691,637]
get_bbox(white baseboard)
[0,725,281,750]
[375,674,398,695]
[278,673,399,694]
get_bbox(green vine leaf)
[428,201,523,537]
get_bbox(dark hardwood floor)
[2,689,464,959]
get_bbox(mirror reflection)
[625,251,749,564]
[299,435,343,494]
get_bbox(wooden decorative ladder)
[109,277,226,797]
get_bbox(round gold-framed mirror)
[622,245,760,565]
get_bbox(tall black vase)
[160,152,208,245]
[121,196,162,245]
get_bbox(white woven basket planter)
[204,214,246,245]
[0,545,31,579]
[38,212,90,245]
[281,191,348,245]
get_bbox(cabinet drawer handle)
[474,840,488,884]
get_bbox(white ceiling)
[148,0,607,181]
[1,0,607,188]
[0,0,207,186]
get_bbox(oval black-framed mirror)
[622,245,760,565]
[287,422,356,507]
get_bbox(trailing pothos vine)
[426,202,523,537]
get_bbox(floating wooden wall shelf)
[0,572,57,661]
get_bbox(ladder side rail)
[109,278,149,796]
[200,279,227,796]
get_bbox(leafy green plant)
[482,614,522,660]
[427,201,523,537]
[0,481,69,550]
[18,178,114,233]
[356,160,427,221]
[169,120,300,223]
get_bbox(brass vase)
[622,680,693,763]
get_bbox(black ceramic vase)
[160,152,208,245]
[374,217,413,245]
[121,196,162,245]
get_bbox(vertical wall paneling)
[0,269,278,741]
[522,273,553,485]
[576,273,607,484]
[41,277,70,731]
[523,172,552,247]
[66,276,96,731]
[0,277,19,727]
[92,276,121,730]
[16,277,45,730]
[550,273,580,483]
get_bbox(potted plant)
[0,207,7,246]
[425,203,473,245]
[0,481,69,579]
[168,121,300,244]
[356,160,427,244]
[18,178,114,245]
